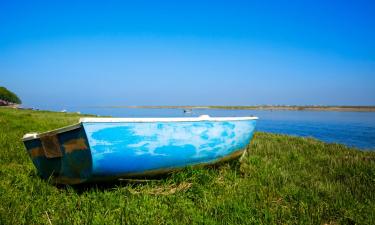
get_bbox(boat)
[22,115,258,184]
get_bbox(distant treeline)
[0,87,22,104]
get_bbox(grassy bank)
[0,108,374,224]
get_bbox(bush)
[0,87,22,104]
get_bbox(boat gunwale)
[22,116,258,141]
[79,116,258,123]
[22,123,82,141]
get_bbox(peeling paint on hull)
[23,117,257,184]
[90,148,247,182]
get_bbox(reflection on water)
[47,106,375,150]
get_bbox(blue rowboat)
[22,115,257,184]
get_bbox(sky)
[0,0,374,108]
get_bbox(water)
[58,107,375,150]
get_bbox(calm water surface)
[52,107,375,150]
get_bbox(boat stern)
[22,124,93,184]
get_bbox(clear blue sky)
[1,0,374,107]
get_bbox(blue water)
[49,107,375,150]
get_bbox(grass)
[0,108,374,224]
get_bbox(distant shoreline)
[3,105,375,112]
[106,105,375,112]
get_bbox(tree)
[0,87,22,104]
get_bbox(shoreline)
[4,105,375,112]
[104,105,375,112]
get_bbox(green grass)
[0,108,374,224]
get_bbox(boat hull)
[23,117,257,184]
